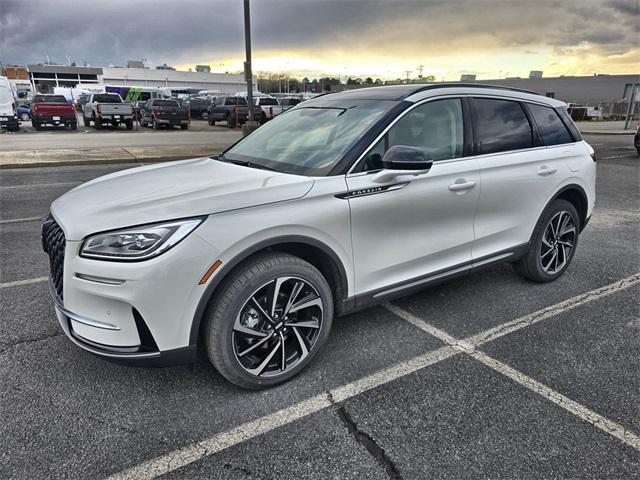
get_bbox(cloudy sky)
[1,0,638,80]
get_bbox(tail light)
[269,106,273,117]
[97,104,102,115]
[154,110,161,118]
[12,102,16,115]
[232,106,237,115]
[591,152,597,162]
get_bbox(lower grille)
[42,215,66,301]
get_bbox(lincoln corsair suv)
[43,84,596,389]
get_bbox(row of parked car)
[1,76,301,130]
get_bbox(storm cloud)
[1,0,638,78]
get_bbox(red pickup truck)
[31,94,77,130]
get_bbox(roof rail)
[407,82,539,97]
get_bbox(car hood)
[51,157,314,240]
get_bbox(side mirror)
[372,145,433,183]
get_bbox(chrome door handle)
[537,166,558,176]
[448,180,477,192]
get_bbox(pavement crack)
[335,404,403,480]
[0,332,63,354]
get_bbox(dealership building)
[458,73,639,104]
[24,64,251,94]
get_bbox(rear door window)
[473,98,533,154]
[527,103,574,146]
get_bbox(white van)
[0,76,19,131]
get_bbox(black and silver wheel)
[20,112,30,121]
[205,252,333,389]
[514,199,579,282]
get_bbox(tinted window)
[258,97,279,106]
[224,97,236,106]
[93,94,122,103]
[474,98,533,154]
[153,100,180,107]
[527,103,574,146]
[34,95,67,103]
[388,98,464,161]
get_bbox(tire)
[94,116,102,130]
[636,147,640,155]
[33,120,42,131]
[513,199,580,282]
[140,117,147,128]
[83,116,90,127]
[69,121,77,131]
[227,114,236,129]
[181,124,188,130]
[152,118,159,130]
[125,119,133,130]
[20,113,30,121]
[208,118,215,126]
[204,252,333,389]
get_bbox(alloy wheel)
[232,276,323,378]
[540,210,576,274]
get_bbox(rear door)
[470,97,571,260]
[346,97,481,296]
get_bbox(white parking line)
[470,351,640,450]
[104,346,460,480]
[0,181,80,190]
[0,216,43,225]
[106,273,639,479]
[384,273,640,451]
[0,277,48,288]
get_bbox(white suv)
[44,84,596,389]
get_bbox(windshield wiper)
[213,155,278,172]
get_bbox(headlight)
[80,217,204,261]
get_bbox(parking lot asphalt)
[0,134,638,479]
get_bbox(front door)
[346,98,480,297]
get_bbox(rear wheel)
[181,124,188,130]
[227,114,236,129]
[152,118,159,130]
[125,119,133,130]
[69,121,77,131]
[83,116,90,127]
[94,116,102,130]
[33,120,42,131]
[20,112,30,121]
[205,252,333,389]
[513,199,579,282]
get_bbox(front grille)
[42,215,66,301]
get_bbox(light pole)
[243,0,254,123]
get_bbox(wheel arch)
[189,235,351,346]
[552,184,589,231]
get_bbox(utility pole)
[623,83,637,130]
[243,0,254,123]
[417,65,424,79]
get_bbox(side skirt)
[342,244,529,314]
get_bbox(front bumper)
[50,279,196,366]
[0,115,19,130]
[44,216,220,365]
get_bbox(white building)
[100,67,253,94]
[27,64,252,95]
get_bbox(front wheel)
[513,199,579,282]
[204,253,333,389]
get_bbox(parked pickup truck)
[254,96,283,122]
[31,94,77,130]
[207,96,262,128]
[139,98,190,130]
[83,92,134,130]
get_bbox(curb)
[0,145,229,169]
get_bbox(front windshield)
[224,100,395,176]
